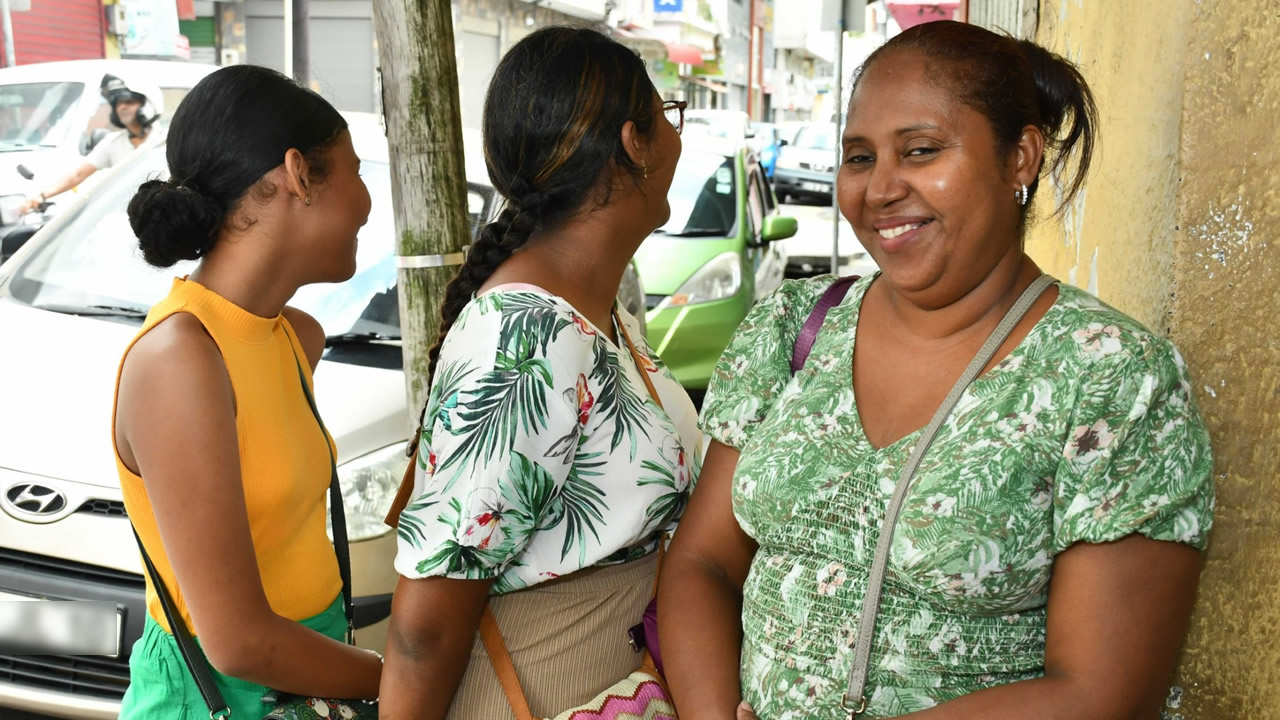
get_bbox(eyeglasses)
[663,100,687,135]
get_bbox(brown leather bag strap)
[479,605,538,720]
[613,308,663,411]
[384,443,418,529]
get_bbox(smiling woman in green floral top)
[659,22,1213,720]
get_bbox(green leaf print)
[555,446,608,564]
[395,493,439,550]
[590,342,653,460]
[422,359,476,441]
[496,293,573,359]
[638,458,688,528]
[440,356,554,475]
[500,452,563,541]
[416,498,512,577]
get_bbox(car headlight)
[0,194,27,225]
[665,252,741,308]
[327,443,410,542]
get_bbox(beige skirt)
[446,551,658,720]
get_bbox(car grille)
[0,550,141,702]
[0,548,142,589]
[645,294,666,311]
[0,654,130,700]
[799,161,833,174]
[77,499,128,517]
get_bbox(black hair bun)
[127,179,225,268]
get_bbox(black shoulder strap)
[129,336,355,715]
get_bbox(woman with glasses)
[379,27,699,720]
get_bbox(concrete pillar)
[1028,2,1279,717]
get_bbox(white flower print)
[925,494,957,517]
[817,562,848,596]
[1063,419,1115,466]
[1073,323,1123,356]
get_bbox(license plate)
[801,181,829,192]
[0,592,123,657]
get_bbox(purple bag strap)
[791,275,859,375]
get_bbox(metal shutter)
[0,0,105,65]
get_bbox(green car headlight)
[664,251,742,308]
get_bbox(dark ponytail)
[854,21,1098,215]
[127,65,347,268]
[423,26,660,385]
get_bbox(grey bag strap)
[843,274,1057,716]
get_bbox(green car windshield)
[657,150,739,238]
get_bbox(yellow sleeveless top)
[113,277,342,634]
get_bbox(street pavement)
[780,197,879,278]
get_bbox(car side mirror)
[761,215,798,243]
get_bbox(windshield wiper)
[666,228,729,238]
[325,331,401,347]
[34,303,148,319]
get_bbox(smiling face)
[838,49,1028,299]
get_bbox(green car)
[635,144,796,391]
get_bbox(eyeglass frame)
[662,100,688,135]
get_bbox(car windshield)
[0,144,410,346]
[0,82,85,150]
[792,125,836,151]
[656,150,738,238]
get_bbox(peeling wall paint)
[1030,1,1280,717]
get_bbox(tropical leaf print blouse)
[394,289,702,595]
[700,274,1214,719]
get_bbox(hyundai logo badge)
[2,482,70,521]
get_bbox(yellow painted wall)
[1030,1,1280,717]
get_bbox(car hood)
[0,298,409,488]
[633,235,738,296]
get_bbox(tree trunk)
[371,0,471,434]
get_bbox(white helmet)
[100,74,164,131]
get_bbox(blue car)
[750,122,784,179]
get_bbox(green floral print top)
[699,274,1214,719]
[393,288,703,594]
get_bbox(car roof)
[0,59,217,87]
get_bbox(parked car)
[634,142,794,392]
[749,121,783,180]
[682,109,753,144]
[0,60,217,241]
[773,122,839,204]
[0,112,642,719]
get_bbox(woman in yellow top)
[112,65,381,717]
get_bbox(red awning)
[176,0,197,21]
[664,42,704,67]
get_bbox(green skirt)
[119,594,346,719]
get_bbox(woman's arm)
[378,575,494,719]
[660,441,760,720]
[900,535,1203,720]
[117,316,380,698]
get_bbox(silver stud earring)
[1016,184,1028,206]
[304,196,312,206]
[642,162,648,181]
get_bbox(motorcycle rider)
[22,74,163,213]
